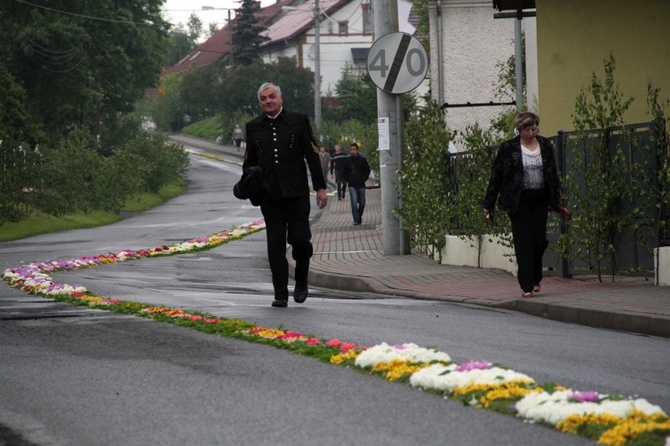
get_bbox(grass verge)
[0,180,186,243]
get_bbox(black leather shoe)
[293,281,308,303]
[271,298,288,308]
[272,292,288,308]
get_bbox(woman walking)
[483,112,568,298]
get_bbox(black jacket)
[483,135,561,214]
[330,152,348,174]
[342,155,371,188]
[243,109,325,201]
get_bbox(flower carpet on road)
[3,220,669,446]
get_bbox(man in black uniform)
[243,82,328,308]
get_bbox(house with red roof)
[162,0,423,97]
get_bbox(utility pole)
[373,1,410,255]
[313,0,321,128]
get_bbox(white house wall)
[429,0,537,145]
[261,1,428,100]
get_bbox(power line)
[14,0,165,27]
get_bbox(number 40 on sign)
[366,32,428,95]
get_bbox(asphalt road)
[0,142,667,446]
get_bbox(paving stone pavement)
[171,134,670,339]
[295,187,670,339]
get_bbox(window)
[338,21,348,36]
[362,4,372,35]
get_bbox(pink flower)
[568,391,600,403]
[456,360,491,372]
[325,338,342,348]
[306,337,320,345]
[340,342,357,352]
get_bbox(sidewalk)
[297,187,670,339]
[171,134,670,338]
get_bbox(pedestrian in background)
[319,146,331,187]
[243,82,327,308]
[483,111,568,298]
[330,144,348,201]
[232,124,244,151]
[343,142,370,226]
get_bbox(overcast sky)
[161,0,276,28]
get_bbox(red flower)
[325,338,342,348]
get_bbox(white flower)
[355,342,452,368]
[409,364,533,393]
[515,390,667,426]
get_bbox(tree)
[398,101,454,258]
[327,70,418,124]
[167,28,194,66]
[186,13,204,44]
[166,14,204,67]
[557,55,635,281]
[231,0,269,66]
[179,64,220,121]
[0,65,42,222]
[0,0,171,142]
[207,23,220,39]
[217,58,314,117]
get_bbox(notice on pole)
[378,117,390,151]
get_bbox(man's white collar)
[265,107,283,119]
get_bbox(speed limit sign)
[367,32,428,95]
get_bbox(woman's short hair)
[257,82,282,100]
[514,112,540,131]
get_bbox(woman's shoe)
[522,291,534,298]
[532,284,541,293]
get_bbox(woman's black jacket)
[483,135,561,215]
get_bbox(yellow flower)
[253,328,286,339]
[557,413,621,434]
[453,380,536,398]
[371,359,430,381]
[478,382,542,408]
[598,410,670,446]
[330,349,360,364]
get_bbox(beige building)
[428,0,670,137]
[536,0,670,133]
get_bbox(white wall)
[429,0,537,146]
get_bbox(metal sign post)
[367,27,428,255]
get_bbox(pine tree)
[232,0,270,66]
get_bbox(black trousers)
[335,170,347,199]
[260,197,313,297]
[508,190,549,293]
